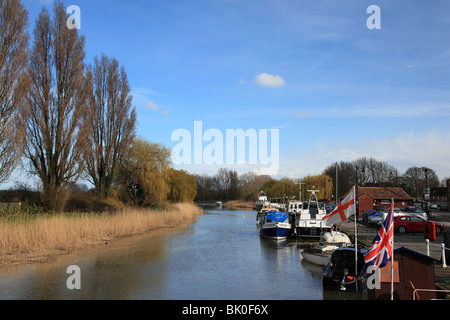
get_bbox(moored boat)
[256,191,269,212]
[260,211,292,240]
[301,245,337,266]
[288,200,302,215]
[301,231,352,266]
[322,246,367,291]
[293,188,333,239]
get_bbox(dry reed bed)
[0,203,203,266]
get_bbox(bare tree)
[0,0,29,184]
[239,172,271,201]
[401,166,439,200]
[84,54,136,198]
[352,156,399,187]
[21,2,89,212]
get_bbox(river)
[0,207,357,300]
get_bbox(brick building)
[350,186,415,217]
[429,178,450,209]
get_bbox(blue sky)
[6,0,450,188]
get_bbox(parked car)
[394,215,445,234]
[362,209,376,222]
[368,211,385,225]
[381,208,405,222]
[401,206,428,219]
[439,204,448,211]
[429,203,438,209]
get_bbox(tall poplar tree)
[0,0,29,184]
[84,54,136,198]
[22,2,89,212]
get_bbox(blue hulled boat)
[260,212,292,240]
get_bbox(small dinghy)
[301,231,351,266]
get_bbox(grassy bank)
[225,200,255,210]
[0,203,203,266]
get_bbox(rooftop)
[357,186,414,201]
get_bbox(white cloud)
[144,101,170,115]
[253,73,285,88]
[145,101,158,111]
[131,87,171,116]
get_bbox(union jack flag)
[364,201,395,268]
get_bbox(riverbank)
[0,202,203,267]
[224,200,255,210]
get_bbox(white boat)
[301,244,338,266]
[288,201,302,215]
[216,201,223,207]
[260,211,292,240]
[293,187,333,239]
[255,191,269,212]
[301,231,352,266]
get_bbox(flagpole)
[391,198,394,300]
[354,185,358,293]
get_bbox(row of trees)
[194,157,447,203]
[0,0,196,212]
[323,157,444,201]
[195,169,334,203]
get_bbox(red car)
[394,215,445,234]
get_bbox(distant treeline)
[194,168,335,203]
[194,157,448,203]
[0,137,198,213]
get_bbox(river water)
[0,207,356,300]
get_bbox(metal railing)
[413,288,450,300]
[425,239,448,268]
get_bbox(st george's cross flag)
[364,200,395,268]
[322,186,356,225]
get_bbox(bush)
[64,192,117,213]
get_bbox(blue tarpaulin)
[266,212,288,223]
